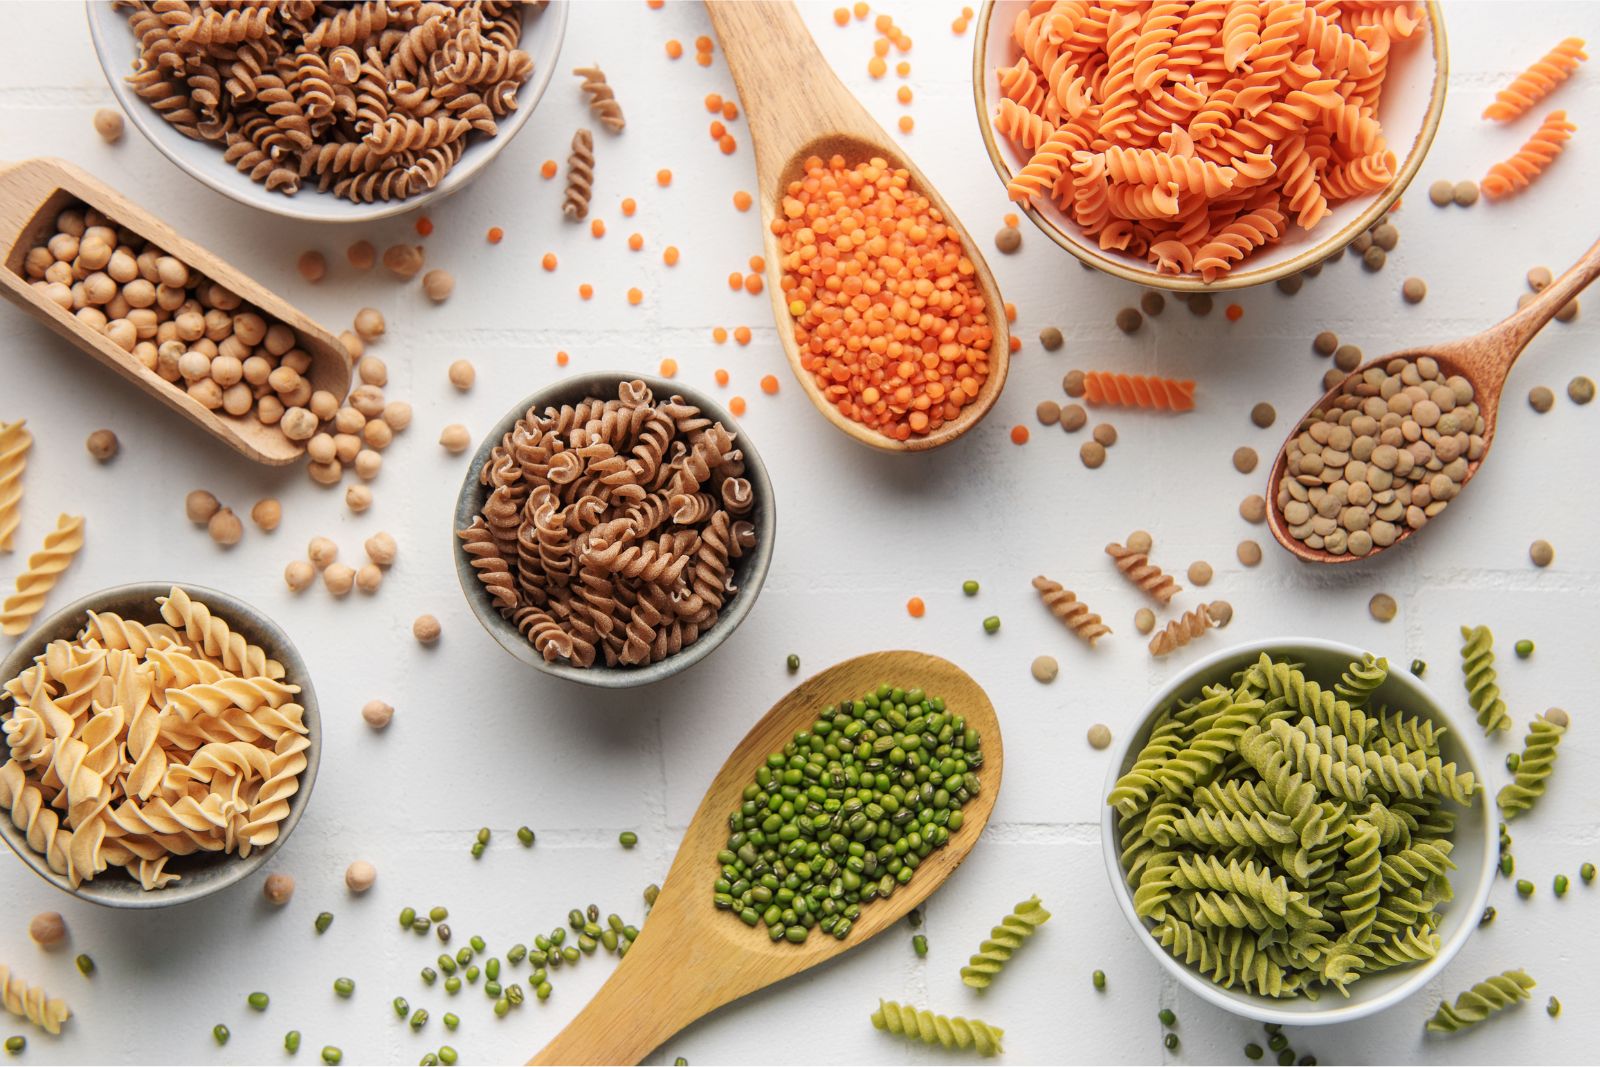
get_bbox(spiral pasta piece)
[563,127,595,221]
[1426,970,1536,1033]
[960,896,1052,988]
[1149,605,1214,658]
[1458,624,1510,735]
[0,964,70,1034]
[1106,541,1180,604]
[1497,708,1568,820]
[1082,372,1197,411]
[573,65,625,133]
[1,514,84,637]
[1031,576,1110,646]
[0,419,30,553]
[870,1000,1004,1057]
[1482,110,1575,199]
[1484,38,1586,121]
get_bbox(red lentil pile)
[774,155,994,441]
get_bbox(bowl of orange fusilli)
[0,583,320,907]
[973,1,1447,290]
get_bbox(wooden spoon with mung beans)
[1267,234,1600,565]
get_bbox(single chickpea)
[267,365,303,395]
[439,423,470,453]
[75,307,108,332]
[178,350,212,382]
[282,349,311,376]
[308,389,339,421]
[334,406,367,434]
[208,507,243,546]
[263,872,295,905]
[345,484,373,513]
[422,269,454,302]
[93,108,125,142]
[185,489,220,524]
[221,382,253,416]
[308,536,338,568]
[324,563,356,596]
[307,433,337,465]
[347,240,376,270]
[233,311,267,346]
[284,559,315,592]
[362,418,394,450]
[82,271,116,304]
[251,498,282,531]
[381,400,413,431]
[242,353,272,385]
[307,459,342,485]
[28,912,66,949]
[154,256,188,288]
[339,330,364,360]
[345,859,377,893]
[332,433,362,464]
[279,407,318,441]
[209,354,243,387]
[105,320,137,351]
[354,449,382,480]
[413,614,441,645]
[354,307,385,340]
[448,360,475,390]
[264,322,295,357]
[206,284,242,311]
[361,699,394,729]
[355,562,383,593]
[297,250,327,283]
[85,429,118,462]
[381,243,425,279]
[188,378,224,410]
[358,355,387,386]
[256,395,286,425]
[365,531,397,566]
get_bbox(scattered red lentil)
[695,36,713,53]
[962,6,974,15]
[657,169,672,186]
[1008,335,1021,353]
[833,6,849,25]
[749,255,766,272]
[590,218,606,238]
[897,86,912,104]
[952,17,967,33]
[659,358,678,377]
[579,283,593,300]
[415,216,433,237]
[539,160,557,179]
[713,327,728,343]
[704,92,722,113]
[734,190,753,211]
[647,0,663,8]
[1010,424,1029,445]
[719,134,737,154]
[760,374,780,395]
[663,245,680,266]
[895,34,912,52]
[621,197,637,217]
[868,56,887,78]
[556,350,569,366]
[744,273,764,294]
[728,271,744,290]
[896,60,911,77]
[541,252,557,271]
[730,395,747,415]
[628,233,644,251]
[627,287,643,305]
[1003,213,1019,228]
[722,101,739,121]
[1003,301,1017,323]
[665,39,683,59]
[898,115,914,133]
[874,14,893,31]
[715,369,730,386]
[906,596,925,618]
[873,38,890,57]
[734,326,752,345]
[1225,303,1244,321]
[696,51,712,67]
[775,154,995,441]
[486,226,504,244]
[854,2,869,19]
[710,120,726,140]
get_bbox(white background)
[1,1,1597,1064]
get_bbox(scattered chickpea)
[308,460,343,485]
[382,401,413,431]
[346,240,376,271]
[422,269,455,302]
[92,108,124,143]
[362,700,395,729]
[251,498,282,531]
[323,563,356,596]
[344,860,377,893]
[308,536,338,569]
[85,429,118,462]
[358,356,388,386]
[339,330,364,360]
[263,872,295,906]
[297,250,326,283]
[354,449,382,480]
[346,484,373,517]
[284,559,315,592]
[185,489,220,524]
[354,307,385,341]
[413,614,442,645]
[365,531,397,567]
[208,507,243,547]
[448,359,475,390]
[355,562,383,593]
[439,424,471,453]
[381,243,424,280]
[28,912,66,949]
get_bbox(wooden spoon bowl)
[530,649,1003,1065]
[0,158,350,466]
[706,1,1010,453]
[1268,233,1600,564]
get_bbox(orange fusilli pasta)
[1482,110,1576,199]
[1082,373,1196,411]
[1483,37,1586,122]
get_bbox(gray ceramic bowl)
[0,583,320,907]
[454,373,775,688]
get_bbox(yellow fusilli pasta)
[1,514,84,637]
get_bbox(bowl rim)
[83,0,570,224]
[0,581,320,908]
[452,372,776,689]
[1098,636,1495,1025]
[970,1,1450,291]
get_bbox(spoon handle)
[1458,232,1600,391]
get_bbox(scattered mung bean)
[315,911,333,934]
[619,831,638,848]
[213,1024,229,1045]
[518,826,535,846]
[1159,1008,1176,1026]
[1515,639,1534,658]
[249,992,270,1011]
[1517,879,1534,897]
[1165,1034,1180,1051]
[912,934,928,957]
[1092,969,1106,990]
[1480,906,1496,925]
[1582,862,1596,883]
[1410,658,1426,676]
[962,580,979,595]
[1555,874,1570,896]
[4,1037,22,1054]
[983,615,1001,634]
[334,977,354,998]
[1547,996,1561,1017]
[75,954,94,977]
[1246,1043,1264,1060]
[321,1046,342,1064]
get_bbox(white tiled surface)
[1,2,1597,1064]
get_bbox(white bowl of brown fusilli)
[86,1,569,223]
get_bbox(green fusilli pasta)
[1425,969,1536,1033]
[1108,652,1477,1000]
[870,999,1004,1056]
[1497,708,1569,819]
[960,896,1051,989]
[1459,625,1510,735]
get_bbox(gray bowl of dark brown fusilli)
[453,373,776,688]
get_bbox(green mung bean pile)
[715,684,985,944]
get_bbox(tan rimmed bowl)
[973,2,1448,291]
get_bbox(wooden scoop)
[530,650,1003,1065]
[0,158,349,466]
[705,1,1010,453]
[1268,233,1600,564]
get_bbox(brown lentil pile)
[1276,356,1483,557]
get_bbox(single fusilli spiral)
[1082,372,1197,411]
[0,964,71,1035]
[960,896,1052,988]
[1105,541,1180,604]
[1425,970,1536,1033]
[0,419,31,553]
[1150,606,1214,658]
[1458,624,1510,735]
[1484,37,1586,121]
[563,127,595,221]
[1497,708,1568,820]
[158,586,284,680]
[870,1000,1004,1057]
[1,513,84,637]
[1335,653,1387,708]
[572,64,625,133]
[1482,110,1575,199]
[1031,575,1110,646]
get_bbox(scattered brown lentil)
[1036,401,1061,426]
[1140,291,1165,316]
[1063,370,1087,397]
[1371,223,1399,251]
[1402,277,1427,304]
[1207,600,1234,627]
[1527,266,1552,291]
[1334,344,1364,372]
[1239,494,1267,523]
[1086,723,1112,749]
[1232,446,1258,473]
[1350,232,1373,254]
[1039,326,1064,351]
[1530,539,1554,567]
[1237,539,1262,566]
[1059,404,1087,432]
[85,429,118,461]
[1092,422,1117,447]
[1133,607,1156,634]
[1126,530,1153,553]
[1568,376,1595,404]
[1276,273,1303,295]
[1453,180,1479,207]
[1362,246,1386,272]
[1030,655,1059,683]
[1322,367,1347,392]
[1368,593,1398,622]
[1115,307,1142,333]
[1187,561,1213,586]
[994,226,1021,254]
[1428,179,1454,206]
[1313,330,1339,356]
[1556,298,1579,323]
[1250,402,1276,428]
[1079,441,1106,468]
[1187,293,1213,316]
[1528,386,1555,412]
